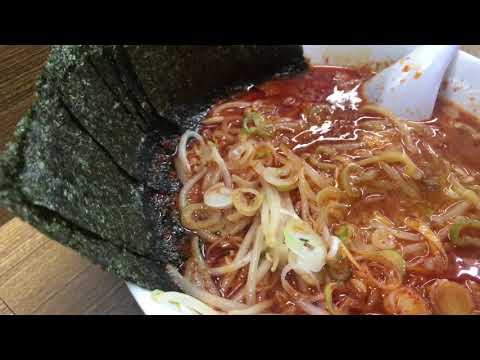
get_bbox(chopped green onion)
[327,257,352,281]
[357,151,424,180]
[326,226,352,280]
[360,250,406,290]
[340,164,362,198]
[428,280,474,315]
[243,117,256,135]
[239,132,249,142]
[284,218,327,273]
[449,220,480,247]
[336,224,353,248]
[243,111,273,138]
[254,162,299,192]
[364,250,406,277]
[324,282,342,315]
[255,151,269,159]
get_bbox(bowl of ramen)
[4,45,480,316]
[125,45,480,315]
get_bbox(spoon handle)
[364,45,459,121]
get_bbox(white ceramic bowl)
[128,45,480,315]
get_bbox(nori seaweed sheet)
[43,46,147,179]
[0,45,307,291]
[86,46,151,127]
[126,45,307,132]
[109,46,168,132]
[0,99,175,291]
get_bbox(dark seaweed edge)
[44,46,150,179]
[112,46,180,135]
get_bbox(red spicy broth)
[176,66,480,315]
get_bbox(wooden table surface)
[1,45,480,316]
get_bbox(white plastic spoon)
[363,45,460,121]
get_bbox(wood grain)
[461,45,480,58]
[84,283,144,316]
[0,226,92,314]
[0,298,14,315]
[0,218,143,315]
[0,46,50,151]
[33,264,143,315]
[0,45,50,226]
[0,217,49,278]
